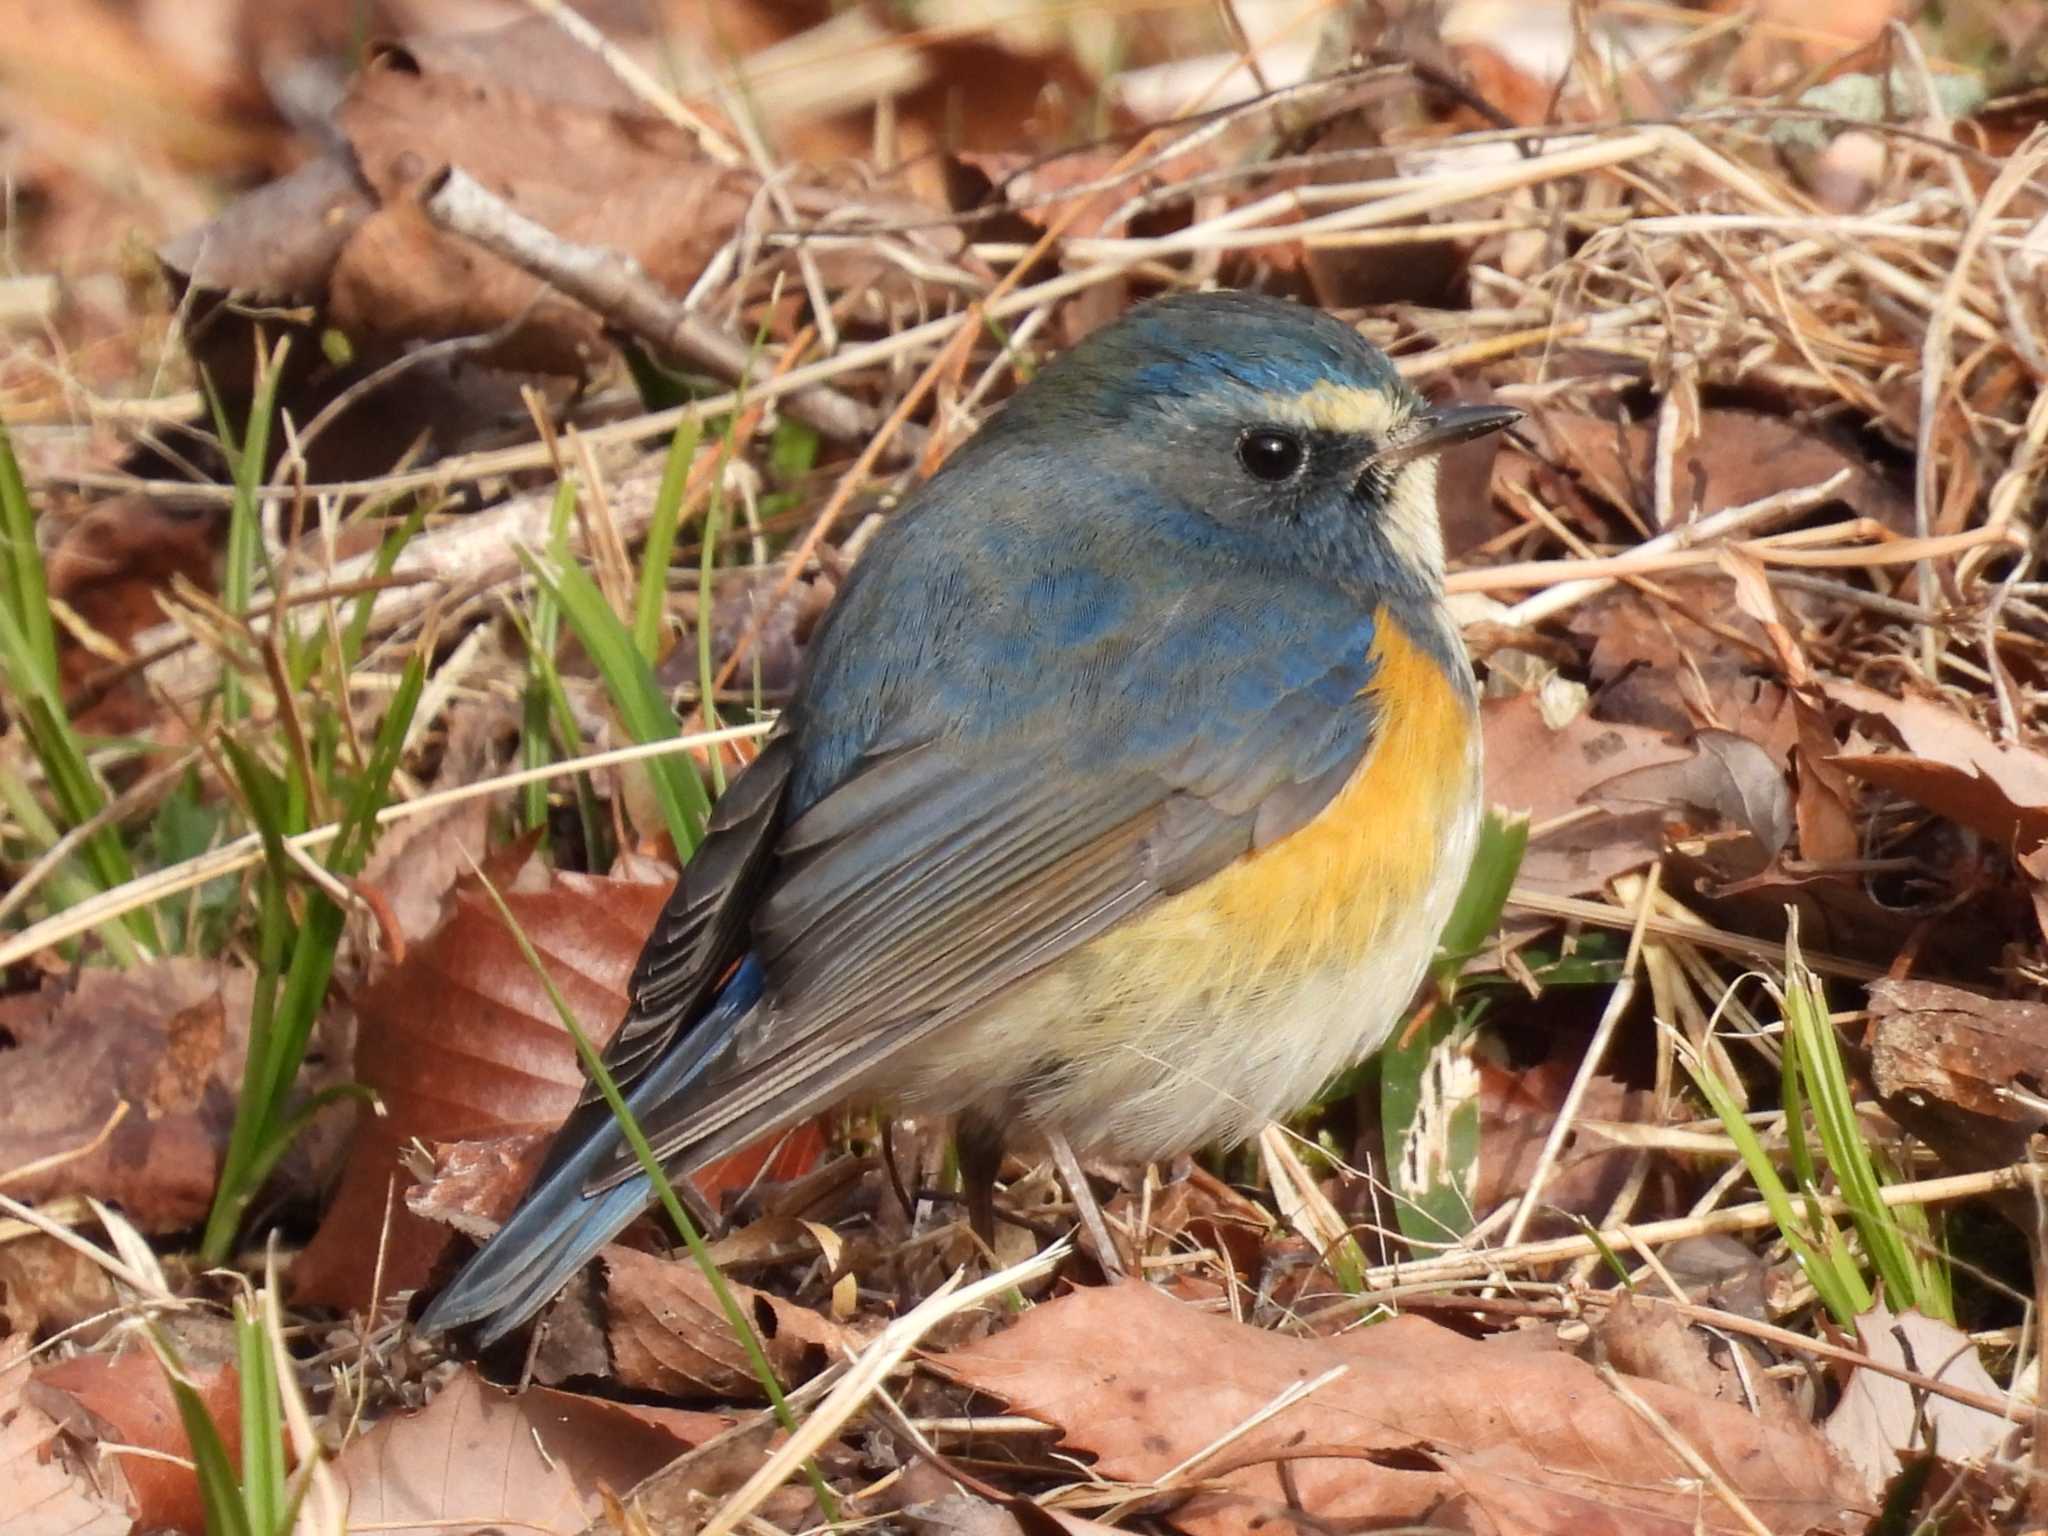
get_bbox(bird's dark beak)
[1371,403,1522,470]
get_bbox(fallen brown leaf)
[2024,842,2048,949]
[329,1367,680,1536]
[1595,1292,1804,1435]
[1515,408,1911,534]
[509,1385,733,1491]
[164,31,758,375]
[603,1245,857,1399]
[1793,690,1860,865]
[331,47,758,372]
[0,962,255,1232]
[1563,577,1787,743]
[0,1335,129,1536]
[293,864,669,1309]
[934,1281,1865,1536]
[29,1333,241,1536]
[1587,727,1793,863]
[1823,1300,2013,1494]
[0,1235,122,1343]
[1867,979,2048,1127]
[1482,691,1691,897]
[1470,1057,1654,1231]
[1116,1166,1274,1283]
[1825,680,2048,856]
[355,795,494,952]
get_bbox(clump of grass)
[152,1259,335,1536]
[200,645,425,1262]
[1689,915,1950,1327]
[519,405,748,859]
[0,421,158,962]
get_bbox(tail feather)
[416,956,763,1344]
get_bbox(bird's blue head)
[971,291,1516,605]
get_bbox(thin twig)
[422,168,881,447]
[0,721,774,968]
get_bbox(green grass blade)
[519,482,579,834]
[205,338,290,724]
[522,547,710,854]
[202,655,420,1261]
[236,1299,287,1536]
[0,577,158,953]
[341,501,428,666]
[633,417,702,663]
[1781,928,1946,1318]
[0,764,140,961]
[0,420,55,684]
[150,1327,254,1536]
[467,864,838,1522]
[1433,808,1529,992]
[1686,1039,1869,1325]
[327,648,424,876]
[695,449,728,795]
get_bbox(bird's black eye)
[1236,428,1306,483]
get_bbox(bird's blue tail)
[415,956,763,1345]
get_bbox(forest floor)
[5,2,2048,1533]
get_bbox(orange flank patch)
[1178,605,1475,970]
[923,603,1480,1157]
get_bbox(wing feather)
[592,639,1381,1189]
[595,734,793,1093]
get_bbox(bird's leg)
[876,1113,917,1224]
[1047,1129,1128,1280]
[955,1112,1006,1249]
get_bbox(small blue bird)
[419,291,1515,1341]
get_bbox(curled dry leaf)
[933,1281,1866,1536]
[1867,979,2048,1127]
[0,1335,129,1536]
[330,48,760,372]
[602,1244,856,1399]
[405,1129,551,1242]
[355,795,495,952]
[1115,1165,1274,1283]
[1587,727,1793,862]
[1792,690,1860,865]
[29,1337,240,1536]
[1825,679,2048,856]
[1510,408,1911,535]
[0,1234,123,1343]
[166,35,757,377]
[1595,1293,1804,1434]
